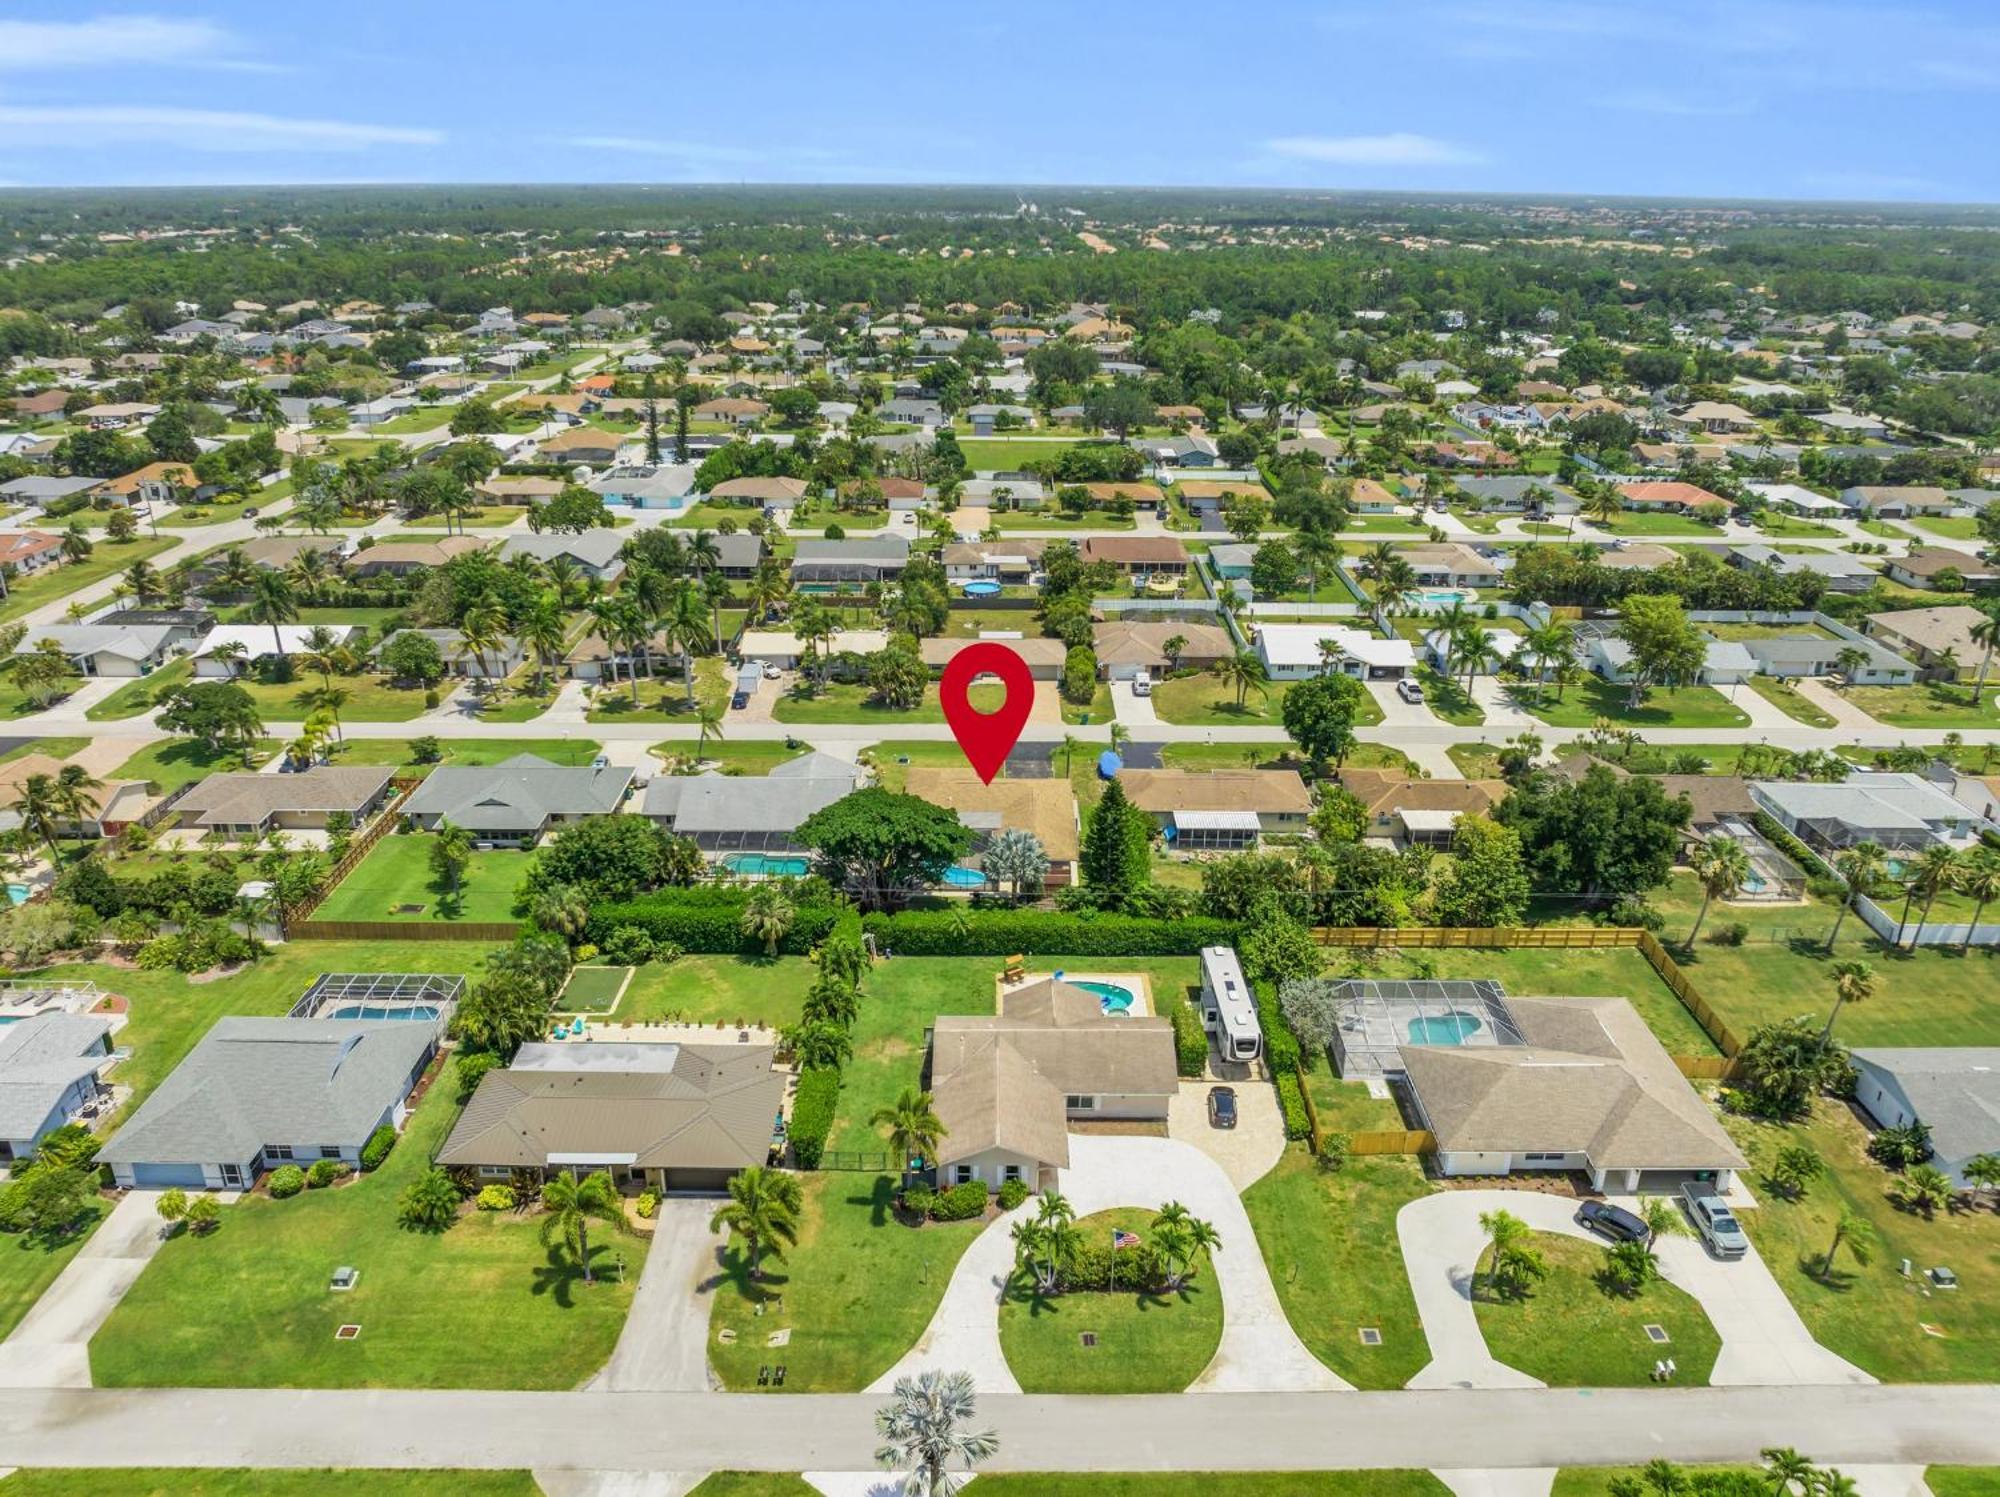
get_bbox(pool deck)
[995,968,1155,1018]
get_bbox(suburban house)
[477,476,565,506]
[1338,768,1509,849]
[0,1013,116,1162]
[1752,773,1983,855]
[1091,620,1234,680]
[1079,482,1166,513]
[97,1013,444,1190]
[18,621,180,677]
[1849,1049,2000,1189]
[1078,536,1190,576]
[401,755,634,846]
[1723,627,1915,684]
[920,636,1068,681]
[1134,434,1220,467]
[1595,542,1684,572]
[562,626,678,683]
[1385,991,1747,1193]
[0,477,99,509]
[1118,769,1313,851]
[0,755,152,839]
[228,535,356,574]
[1744,482,1846,518]
[1840,486,1957,518]
[589,464,700,511]
[640,751,864,857]
[928,977,1178,1193]
[1615,481,1729,513]
[1584,633,1757,687]
[193,623,358,678]
[1254,623,1416,681]
[737,628,889,671]
[711,476,811,510]
[790,535,909,585]
[172,766,397,841]
[347,537,488,579]
[0,531,65,577]
[692,397,769,427]
[941,539,1046,584]
[1421,627,1528,676]
[498,530,628,582]
[535,428,623,465]
[961,477,1046,510]
[90,461,198,508]
[1726,545,1879,594]
[1865,605,1994,679]
[374,627,525,680]
[1884,548,2000,592]
[903,768,1080,888]
[436,1041,784,1194]
[1453,476,1574,514]
[1396,543,1505,589]
[1670,400,1759,434]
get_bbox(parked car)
[730,690,750,710]
[241,507,259,519]
[761,663,782,680]
[1132,677,1153,698]
[1681,1182,1749,1259]
[1396,677,1425,703]
[1207,1086,1237,1129]
[1576,1199,1650,1245]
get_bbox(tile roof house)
[1395,542,1505,588]
[436,1041,785,1193]
[1090,620,1234,679]
[401,754,634,846]
[1850,1049,2000,1188]
[346,537,489,578]
[711,476,811,508]
[1078,536,1189,574]
[0,531,64,575]
[640,752,863,853]
[535,427,624,465]
[0,1013,115,1162]
[1118,769,1313,850]
[918,636,1068,681]
[929,978,1178,1192]
[172,765,396,840]
[99,1015,442,1190]
[1399,997,1748,1193]
[91,461,198,506]
[0,754,152,838]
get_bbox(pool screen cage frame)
[1328,977,1526,1082]
[0,979,104,1014]
[291,972,467,1020]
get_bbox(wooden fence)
[290,918,525,943]
[284,777,421,931]
[1347,1129,1436,1156]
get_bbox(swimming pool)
[1403,587,1477,609]
[962,580,1002,597]
[1407,1012,1482,1045]
[325,1003,442,1022]
[1070,979,1137,1016]
[941,865,988,889]
[721,853,812,878]
[5,884,28,906]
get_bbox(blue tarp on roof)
[1097,750,1123,779]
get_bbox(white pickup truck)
[1681,1181,1749,1259]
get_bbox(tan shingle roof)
[904,768,1080,862]
[1119,769,1311,817]
[1090,620,1233,668]
[1338,768,1507,820]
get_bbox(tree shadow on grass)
[529,1240,622,1308]
[849,1174,897,1229]
[1796,1254,1860,1292]
[709,1237,791,1307]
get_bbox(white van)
[1199,946,1262,1064]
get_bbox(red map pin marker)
[940,641,1034,785]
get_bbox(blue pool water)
[942,866,989,889]
[1070,979,1137,1016]
[1883,856,1912,880]
[326,1003,441,1022]
[722,853,812,878]
[5,884,28,906]
[962,580,1002,597]
[1403,587,1476,608]
[1407,1013,1482,1045]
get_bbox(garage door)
[130,1162,206,1188]
[660,1168,734,1195]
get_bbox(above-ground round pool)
[1070,979,1137,1016]
[942,866,988,889]
[962,580,1002,597]
[1407,1012,1482,1045]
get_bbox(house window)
[478,1165,512,1181]
[1522,1152,1566,1165]
[320,1146,342,1160]
[953,1164,974,1186]
[220,1163,243,1186]
[1065,1095,1097,1111]
[1002,1164,1023,1184]
[265,1145,294,1161]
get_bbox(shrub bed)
[359,1124,397,1173]
[587,890,843,954]
[862,909,1236,956]
[266,1164,306,1199]
[789,1066,840,1169]
[929,1179,989,1221]
[1254,979,1303,1071]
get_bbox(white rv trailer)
[1198,945,1261,1063]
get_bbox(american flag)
[1112,1229,1142,1250]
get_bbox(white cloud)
[1264,133,1483,167]
[0,15,262,71]
[0,106,442,151]
[1595,90,1753,118]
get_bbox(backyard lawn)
[616,953,813,1029]
[557,964,632,1014]
[0,1198,108,1340]
[707,1170,982,1392]
[1523,677,1752,730]
[1472,1232,1721,1386]
[1726,1104,2000,1382]
[311,835,530,924]
[0,1475,539,1497]
[955,438,1086,471]
[1243,1147,1432,1389]
[997,1208,1222,1393]
[0,535,174,624]
[92,1056,650,1390]
[1839,683,2000,730]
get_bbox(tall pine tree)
[1080,776,1149,909]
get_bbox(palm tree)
[1834,645,1870,683]
[1477,1206,1535,1297]
[1292,527,1339,602]
[666,582,710,709]
[708,1165,803,1279]
[1816,1208,1873,1281]
[216,546,257,595]
[1583,484,1624,529]
[871,1087,948,1188]
[307,686,350,745]
[288,546,332,603]
[1211,649,1270,711]
[874,1369,1000,1497]
[1956,849,2000,955]
[1967,608,2000,706]
[247,569,299,664]
[1521,620,1577,704]
[793,601,836,690]
[1150,1200,1222,1291]
[457,602,506,689]
[740,882,795,958]
[1825,841,1885,952]
[1761,1447,1817,1496]
[11,773,64,860]
[696,703,726,759]
[544,555,586,610]
[1819,959,1874,1053]
[537,1169,626,1285]
[521,598,566,694]
[1011,1189,1081,1296]
[1686,835,1751,946]
[1449,621,1501,696]
[299,624,344,688]
[1904,843,1963,948]
[124,560,160,603]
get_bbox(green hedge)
[1254,980,1303,1072]
[1275,1069,1311,1142]
[587,893,843,954]
[1062,1235,1166,1293]
[862,910,1236,956]
[789,1066,840,1169]
[1170,1001,1208,1077]
[929,1179,989,1221]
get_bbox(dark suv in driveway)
[1577,1198,1651,1245]
[1207,1086,1238,1129]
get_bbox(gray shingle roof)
[174,766,394,829]
[401,755,633,832]
[641,754,861,834]
[98,1017,436,1168]
[498,530,627,571]
[0,1013,111,1139]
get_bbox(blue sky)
[0,4,1996,202]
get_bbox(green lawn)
[1414,665,1484,726]
[324,737,603,774]
[0,1475,539,1497]
[111,737,275,791]
[1243,1147,1432,1389]
[1931,1473,2000,1497]
[708,1170,982,1391]
[88,662,433,724]
[1552,1470,1759,1497]
[998,1209,1221,1392]
[1473,1232,1721,1386]
[770,680,1007,727]
[1725,1104,2000,1381]
[653,740,815,775]
[584,659,727,723]
[1909,516,1983,540]
[977,1477,1450,1497]
[1744,675,1838,727]
[1592,511,1719,537]
[956,438,1087,471]
[558,965,631,1014]
[312,834,530,924]
[86,658,192,720]
[0,736,87,764]
[158,492,272,528]
[687,1478,822,1497]
[1148,674,1298,729]
[403,506,529,529]
[990,507,1135,531]
[616,953,812,1029]
[1303,1072,1405,1132]
[1062,680,1114,725]
[0,1198,108,1340]
[1748,513,1844,539]
[1446,507,1501,534]
[0,535,175,624]
[93,1055,649,1390]
[1523,677,1752,730]
[1839,683,2000,730]
[866,739,988,791]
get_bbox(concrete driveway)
[1167,1078,1287,1192]
[1466,678,1539,729]
[593,1198,721,1392]
[1111,679,1160,726]
[0,1190,177,1389]
[1397,1190,1874,1391]
[874,1134,1345,1396]
[1369,679,1439,728]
